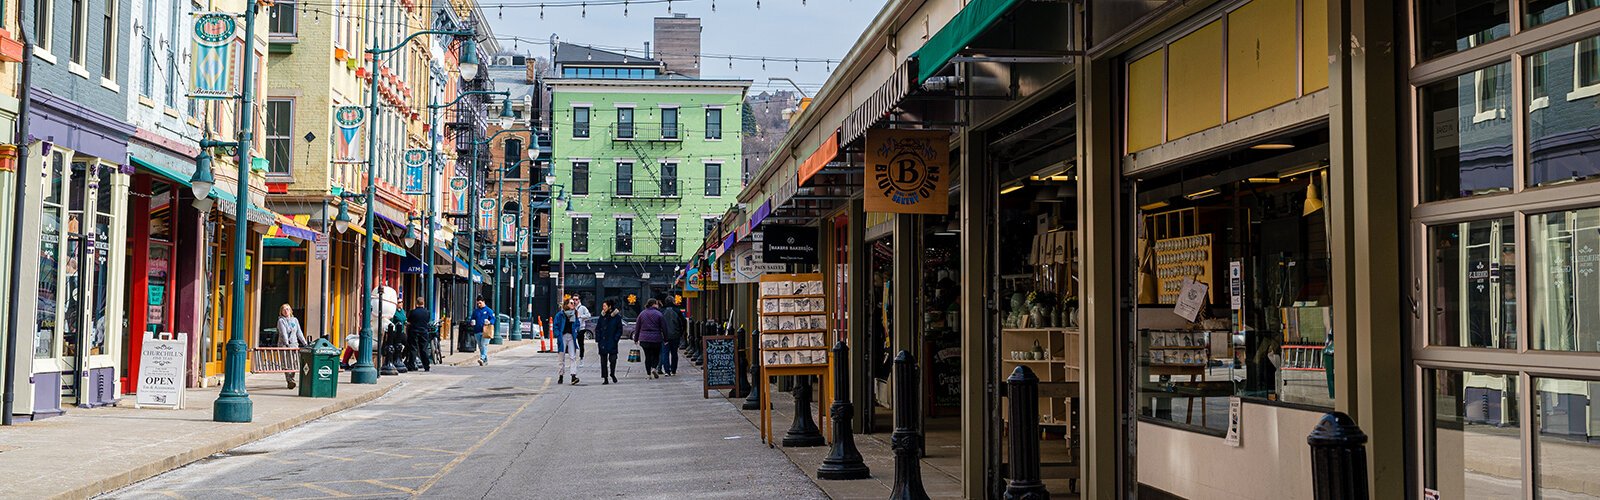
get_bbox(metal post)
[1308,412,1370,500]
[469,138,481,305]
[214,3,261,420]
[1004,366,1048,499]
[491,168,504,345]
[731,326,749,398]
[818,340,870,480]
[349,2,382,385]
[3,27,36,426]
[890,350,929,499]
[743,327,762,410]
[783,374,825,447]
[425,95,439,325]
[510,186,523,341]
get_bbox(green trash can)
[298,338,341,398]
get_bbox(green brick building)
[546,43,750,308]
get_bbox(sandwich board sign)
[135,333,189,409]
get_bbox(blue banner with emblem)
[401,149,428,194]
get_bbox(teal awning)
[129,155,194,187]
[913,0,1023,84]
[381,241,406,256]
[264,237,302,247]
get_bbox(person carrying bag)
[470,297,496,366]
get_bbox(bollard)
[1004,366,1048,499]
[743,328,763,410]
[818,340,871,480]
[381,325,401,376]
[783,375,827,447]
[1307,412,1369,500]
[731,328,751,399]
[890,350,930,500]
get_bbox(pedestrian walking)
[277,304,307,389]
[406,298,433,372]
[659,296,687,376]
[555,299,581,385]
[635,299,666,379]
[573,298,592,360]
[594,300,624,384]
[470,297,496,366]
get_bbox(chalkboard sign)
[701,335,737,398]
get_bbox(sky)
[483,0,889,95]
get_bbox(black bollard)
[380,326,401,376]
[731,328,751,399]
[889,350,930,500]
[743,329,763,410]
[1307,412,1370,500]
[818,340,871,480]
[783,375,827,447]
[1004,366,1048,499]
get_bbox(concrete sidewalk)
[0,372,400,500]
[440,337,539,366]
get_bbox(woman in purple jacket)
[634,299,666,378]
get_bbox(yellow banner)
[863,129,950,214]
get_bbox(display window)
[1132,134,1335,432]
[1423,369,1521,499]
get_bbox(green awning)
[381,241,406,256]
[264,237,302,247]
[129,154,193,187]
[913,0,1023,84]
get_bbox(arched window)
[504,138,523,178]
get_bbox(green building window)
[704,163,722,197]
[660,162,678,197]
[662,107,679,139]
[705,108,723,140]
[573,161,589,195]
[660,218,677,254]
[617,162,633,196]
[617,107,634,139]
[615,217,634,254]
[572,217,589,253]
[573,107,590,138]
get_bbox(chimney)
[653,16,700,78]
[644,41,651,58]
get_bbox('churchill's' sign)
[864,129,950,214]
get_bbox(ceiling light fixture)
[1000,184,1024,195]
[1251,142,1295,150]
[1183,188,1220,200]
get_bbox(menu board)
[758,273,829,367]
[702,335,738,398]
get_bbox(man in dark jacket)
[406,298,433,372]
[659,296,686,376]
[594,300,624,384]
[634,299,666,378]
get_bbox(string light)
[624,0,629,15]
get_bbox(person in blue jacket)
[470,297,496,366]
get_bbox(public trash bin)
[299,338,341,398]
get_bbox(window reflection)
[1431,218,1517,349]
[1426,369,1522,499]
[1419,0,1510,59]
[1535,377,1600,499]
[1530,207,1600,352]
[1525,0,1598,27]
[1423,63,1515,200]
[1528,36,1600,186]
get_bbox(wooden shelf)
[757,311,827,316]
[1002,327,1082,334]
[1149,345,1207,350]
[763,328,825,333]
[1004,359,1071,364]
[760,294,827,299]
[763,345,831,351]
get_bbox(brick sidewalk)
[0,373,400,499]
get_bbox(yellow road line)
[363,479,414,493]
[227,486,274,500]
[299,483,352,497]
[306,451,356,462]
[411,447,465,455]
[364,450,415,459]
[410,377,553,497]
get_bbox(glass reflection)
[1419,0,1510,59]
[1535,377,1600,499]
[1530,207,1600,352]
[1423,63,1515,201]
[1431,218,1517,348]
[1527,36,1600,187]
[1426,369,1522,499]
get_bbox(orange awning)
[797,128,840,187]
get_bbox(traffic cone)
[539,317,553,352]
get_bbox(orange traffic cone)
[539,317,553,352]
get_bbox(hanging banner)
[863,129,951,214]
[685,262,703,292]
[449,177,469,214]
[731,242,785,283]
[478,197,497,228]
[332,105,367,164]
[500,213,517,243]
[401,149,429,194]
[190,12,240,99]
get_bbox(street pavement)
[104,343,827,500]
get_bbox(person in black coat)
[594,300,624,384]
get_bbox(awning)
[209,187,278,226]
[797,129,841,187]
[749,200,772,229]
[263,237,301,247]
[842,60,917,145]
[455,256,484,282]
[129,153,194,188]
[268,214,321,242]
[913,0,1023,84]
[381,241,406,256]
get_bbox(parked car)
[495,314,536,338]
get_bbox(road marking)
[412,447,465,455]
[299,483,352,497]
[152,490,186,499]
[364,450,415,459]
[409,376,553,497]
[227,486,274,500]
[306,451,356,462]
[363,479,414,493]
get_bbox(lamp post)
[355,27,478,384]
[197,2,262,423]
[426,88,506,329]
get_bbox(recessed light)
[1000,185,1024,195]
[1139,200,1171,211]
[1252,143,1295,150]
[1184,188,1220,200]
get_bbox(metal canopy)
[912,0,1026,84]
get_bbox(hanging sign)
[190,12,240,99]
[863,129,950,214]
[685,262,702,292]
[500,213,517,243]
[449,177,469,213]
[313,232,330,261]
[135,333,189,409]
[332,105,368,164]
[478,197,497,228]
[401,149,429,194]
[761,225,818,264]
[1173,277,1208,322]
[732,242,784,283]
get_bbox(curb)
[62,382,402,500]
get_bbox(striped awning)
[268,214,321,242]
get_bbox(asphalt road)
[105,343,827,500]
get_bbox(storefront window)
[1431,218,1517,348]
[1527,37,1600,187]
[1423,63,1515,200]
[1418,0,1510,59]
[1425,369,1521,499]
[1524,0,1597,27]
[1529,206,1600,352]
[1135,161,1336,431]
[35,210,60,359]
[91,164,113,356]
[1534,377,1600,499]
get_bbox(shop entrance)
[205,226,257,377]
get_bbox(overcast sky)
[486,0,888,95]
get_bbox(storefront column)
[174,197,208,388]
[1327,0,1404,491]
[891,214,919,425]
[847,199,871,425]
[1078,54,1126,499]
[957,123,991,498]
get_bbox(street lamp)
[353,27,478,385]
[403,223,418,248]
[424,89,511,333]
[499,99,517,128]
[334,199,353,234]
[190,153,215,205]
